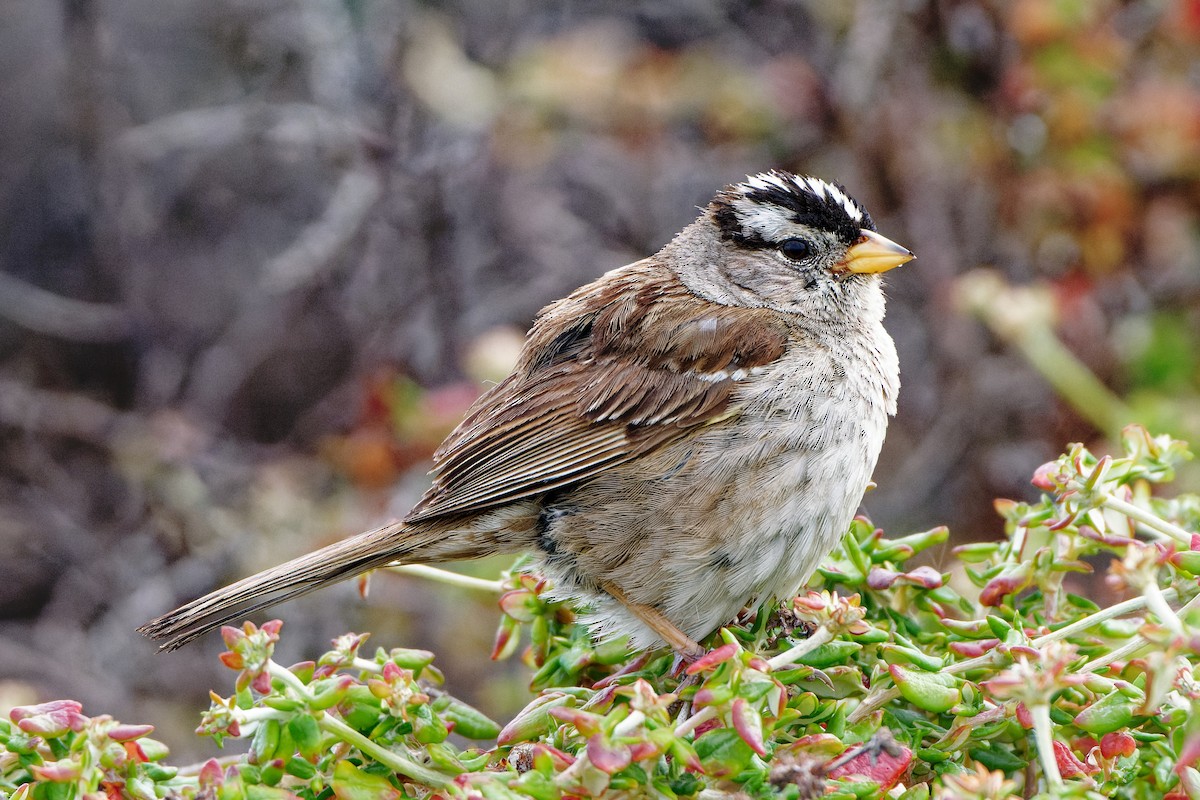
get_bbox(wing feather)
[406,265,790,523]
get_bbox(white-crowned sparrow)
[141,171,913,657]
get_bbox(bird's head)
[675,171,913,322]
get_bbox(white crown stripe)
[739,172,864,224]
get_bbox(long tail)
[138,521,450,651]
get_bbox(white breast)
[666,323,898,630]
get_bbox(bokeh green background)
[1,0,1198,759]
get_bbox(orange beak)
[838,230,914,274]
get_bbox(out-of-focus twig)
[833,0,904,112]
[0,377,133,444]
[0,272,133,342]
[261,166,383,293]
[114,102,361,163]
[956,270,1134,435]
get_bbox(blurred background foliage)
[1,0,1198,760]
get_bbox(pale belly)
[537,371,891,649]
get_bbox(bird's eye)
[778,238,812,261]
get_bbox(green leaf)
[897,782,931,800]
[331,760,401,800]
[1171,550,1200,576]
[1075,689,1137,735]
[888,665,960,714]
[968,744,1028,774]
[245,784,306,800]
[796,641,862,668]
[288,716,322,759]
[874,526,949,562]
[251,719,281,763]
[436,697,501,740]
[259,760,284,787]
[881,645,944,672]
[284,756,317,780]
[841,530,871,578]
[411,702,449,744]
[387,648,436,674]
[514,770,561,800]
[985,616,1013,640]
[694,729,756,776]
[338,686,384,732]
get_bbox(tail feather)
[138,521,432,651]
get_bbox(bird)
[139,170,913,658]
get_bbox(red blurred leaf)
[1100,732,1136,759]
[731,698,767,757]
[586,733,632,774]
[685,643,740,675]
[827,740,912,792]
[1052,740,1096,777]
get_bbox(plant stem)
[1144,582,1184,635]
[1030,702,1063,792]
[1010,324,1132,435]
[1101,495,1193,545]
[1032,590,1173,647]
[387,564,505,593]
[267,661,452,789]
[1081,637,1149,674]
[766,627,834,670]
[675,706,718,738]
[317,713,453,789]
[269,661,310,694]
[846,589,1177,723]
[1082,590,1200,673]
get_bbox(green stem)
[269,662,310,694]
[317,713,453,789]
[674,706,718,738]
[1031,589,1174,648]
[847,589,1177,723]
[767,626,834,670]
[1101,495,1194,545]
[1030,702,1063,792]
[267,661,453,789]
[1145,582,1184,635]
[1081,636,1149,675]
[387,564,505,593]
[1082,590,1200,673]
[1012,326,1132,435]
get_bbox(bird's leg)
[599,580,705,661]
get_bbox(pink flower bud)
[107,724,154,742]
[1031,462,1059,491]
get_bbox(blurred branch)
[0,377,133,444]
[0,271,133,342]
[186,158,382,415]
[115,102,362,162]
[261,166,383,294]
[957,270,1135,435]
[833,0,903,111]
